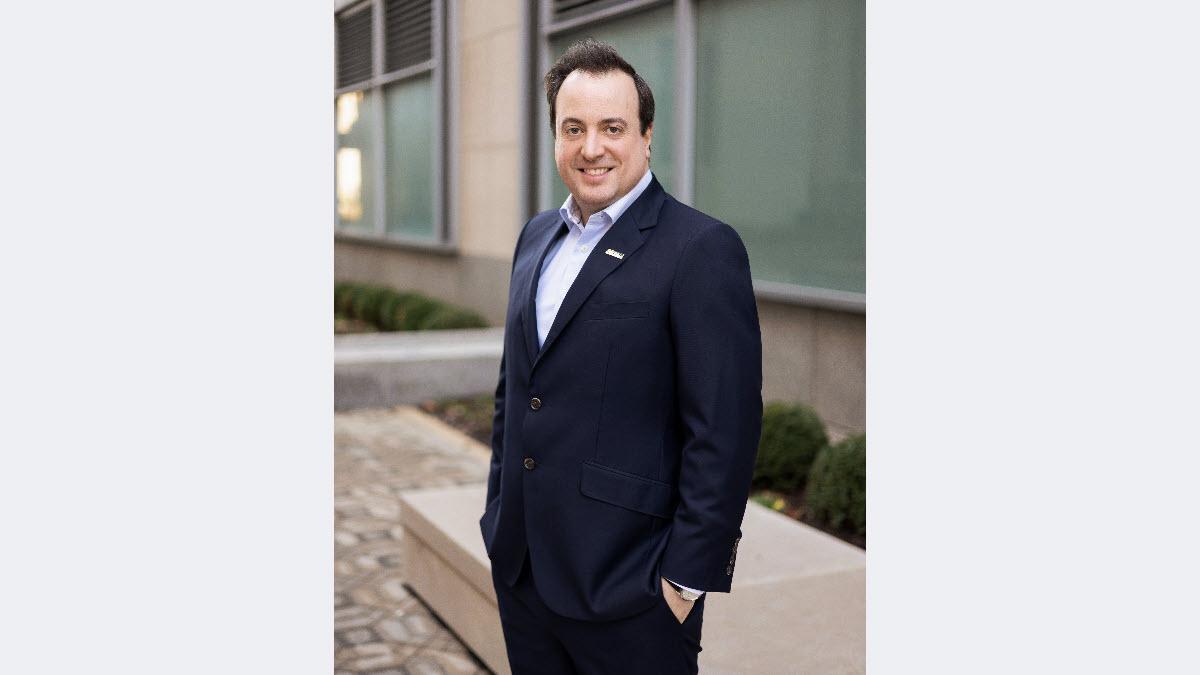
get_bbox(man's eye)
[566,127,581,135]
[607,126,622,134]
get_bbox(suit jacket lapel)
[522,219,567,365]
[533,177,667,372]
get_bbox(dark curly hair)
[543,37,655,136]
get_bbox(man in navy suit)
[479,38,762,674]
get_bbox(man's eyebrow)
[558,117,628,127]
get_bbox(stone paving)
[335,405,493,674]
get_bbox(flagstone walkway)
[335,405,493,674]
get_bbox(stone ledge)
[335,328,503,410]
[398,484,865,674]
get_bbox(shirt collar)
[559,169,654,232]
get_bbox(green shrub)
[374,290,406,330]
[753,402,828,493]
[335,281,359,316]
[372,285,405,326]
[373,291,419,330]
[334,282,491,332]
[806,434,866,536]
[399,294,441,330]
[349,284,383,322]
[418,305,488,330]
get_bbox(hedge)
[753,402,829,493]
[335,281,358,316]
[806,434,866,536]
[419,305,489,330]
[334,282,487,332]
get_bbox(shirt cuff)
[665,577,705,597]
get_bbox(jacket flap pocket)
[579,460,674,519]
[586,301,650,320]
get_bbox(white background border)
[3,1,1198,672]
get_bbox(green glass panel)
[385,74,436,239]
[335,89,377,233]
[695,0,865,293]
[544,4,675,211]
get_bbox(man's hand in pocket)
[660,577,696,624]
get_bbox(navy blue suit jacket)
[479,176,763,621]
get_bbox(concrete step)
[335,328,504,411]
[398,484,865,675]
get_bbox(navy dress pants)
[491,551,705,674]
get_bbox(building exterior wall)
[758,299,865,435]
[335,239,513,325]
[456,0,524,261]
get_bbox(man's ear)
[644,124,654,158]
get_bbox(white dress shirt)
[536,168,653,346]
[535,169,705,599]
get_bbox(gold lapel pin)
[604,248,625,260]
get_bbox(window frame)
[334,0,454,252]
[532,0,865,312]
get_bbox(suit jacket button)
[529,397,542,410]
[523,457,536,470]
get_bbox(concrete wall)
[759,300,865,435]
[335,240,512,325]
[456,0,524,262]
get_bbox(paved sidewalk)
[335,405,492,674]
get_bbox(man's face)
[553,69,652,220]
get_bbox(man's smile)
[578,167,614,184]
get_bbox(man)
[479,38,762,674]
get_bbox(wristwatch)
[664,578,701,602]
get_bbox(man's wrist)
[663,577,703,601]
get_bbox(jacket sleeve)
[485,348,504,508]
[659,221,763,593]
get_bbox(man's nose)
[581,130,603,161]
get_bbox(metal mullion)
[673,0,695,205]
[334,81,374,97]
[333,96,340,232]
[446,0,460,246]
[372,0,388,237]
[542,0,670,36]
[377,61,436,87]
[536,0,553,212]
[372,89,387,236]
[518,0,536,221]
[432,0,445,243]
[334,61,434,97]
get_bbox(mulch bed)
[335,313,378,334]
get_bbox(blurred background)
[333,1,864,673]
